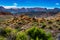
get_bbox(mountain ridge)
[0,6,60,13]
[0,6,60,17]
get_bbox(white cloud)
[56,3,59,5]
[3,6,17,9]
[13,3,17,6]
[2,3,18,9]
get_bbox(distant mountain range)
[0,6,60,17]
[0,6,60,14]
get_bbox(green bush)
[6,29,17,40]
[0,27,6,37]
[4,27,12,35]
[0,36,6,40]
[16,31,28,40]
[26,26,53,40]
[0,26,53,40]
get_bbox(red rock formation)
[0,12,12,15]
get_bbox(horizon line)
[0,5,60,9]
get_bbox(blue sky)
[0,0,60,9]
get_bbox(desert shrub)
[6,29,17,40]
[40,22,46,28]
[56,20,60,25]
[4,27,12,35]
[48,26,53,30]
[0,27,6,37]
[0,36,6,40]
[32,18,37,22]
[26,26,53,40]
[41,24,46,28]
[32,22,39,26]
[11,29,17,34]
[16,31,28,40]
[53,25,58,28]
[56,20,60,22]
[14,25,21,31]
[48,20,53,24]
[58,28,60,31]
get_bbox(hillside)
[0,14,60,40]
[0,7,60,40]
